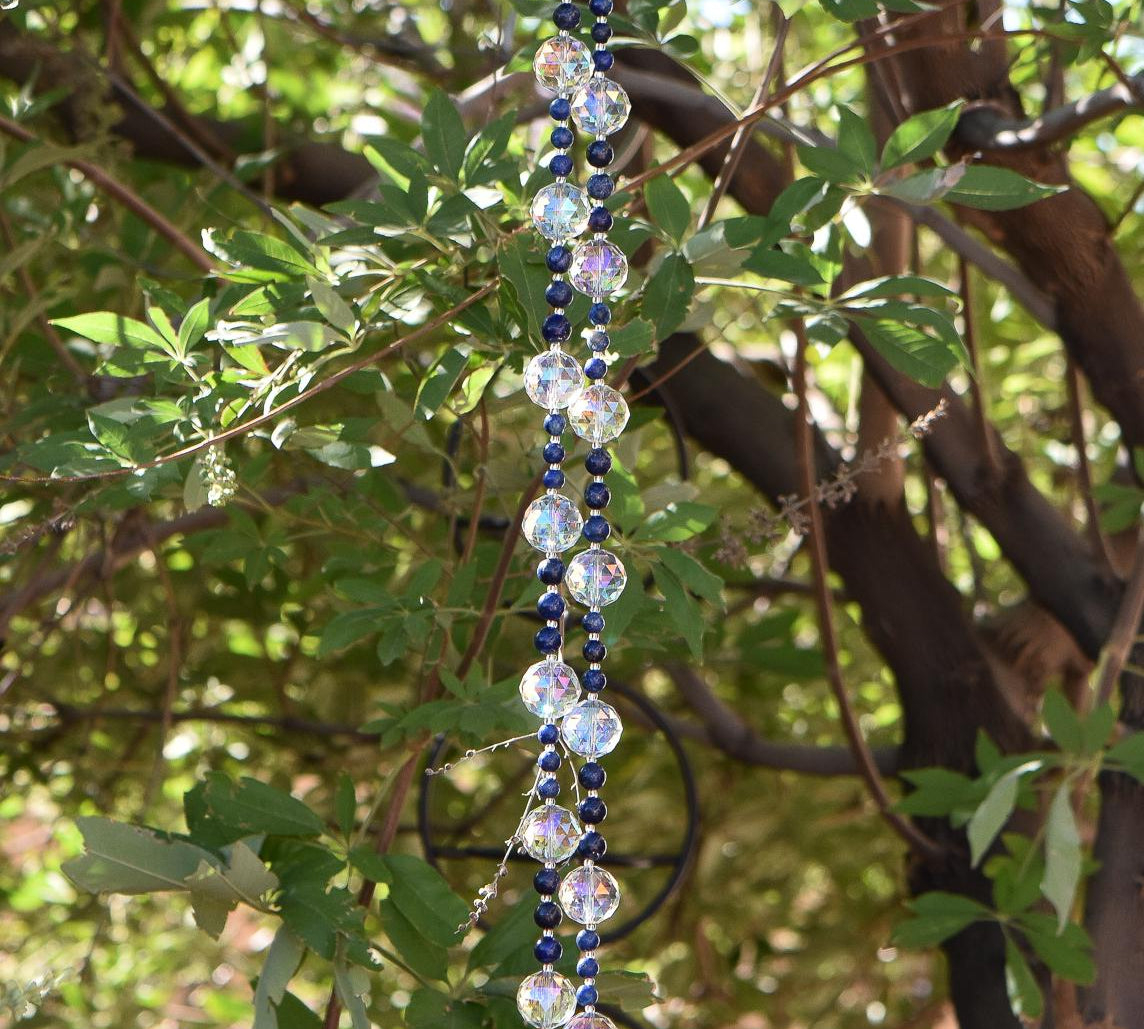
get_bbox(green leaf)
[837,107,877,178]
[416,347,470,419]
[968,764,1031,866]
[188,841,278,937]
[335,775,356,838]
[468,896,536,972]
[654,563,705,659]
[658,547,724,605]
[640,502,718,542]
[1004,935,1043,1019]
[52,312,171,353]
[644,172,691,244]
[423,89,468,180]
[896,767,978,816]
[1018,911,1095,982]
[350,849,468,947]
[1081,703,1117,756]
[318,609,385,657]
[405,989,485,1029]
[943,165,1067,211]
[609,318,656,357]
[333,956,372,1029]
[64,817,209,895]
[892,891,988,947]
[253,926,307,1029]
[837,275,959,301]
[642,253,695,338]
[499,236,549,339]
[378,897,450,981]
[308,278,355,337]
[279,883,364,960]
[881,103,963,170]
[1041,784,1082,931]
[200,773,325,837]
[177,298,211,355]
[852,315,962,388]
[0,141,99,189]
[206,230,321,279]
[1042,691,1084,754]
[796,144,864,184]
[743,246,825,287]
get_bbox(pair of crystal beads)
[531,185,629,295]
[533,38,631,136]
[524,351,630,443]
[519,668,624,751]
[518,974,618,1029]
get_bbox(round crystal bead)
[568,384,629,444]
[524,494,584,553]
[517,971,578,1029]
[525,350,583,410]
[520,660,582,719]
[570,78,631,136]
[561,698,623,757]
[559,865,621,925]
[520,805,583,863]
[566,549,626,608]
[533,37,593,95]
[568,1016,618,1029]
[570,241,628,297]
[531,183,591,241]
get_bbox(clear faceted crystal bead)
[570,78,631,136]
[517,971,578,1029]
[533,37,593,95]
[568,384,629,444]
[561,698,624,757]
[566,549,627,608]
[525,350,583,410]
[531,183,591,241]
[524,494,584,553]
[558,865,621,925]
[520,805,583,863]
[568,1016,618,1029]
[570,241,628,297]
[519,660,582,719]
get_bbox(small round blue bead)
[549,97,571,121]
[589,0,613,12]
[583,514,611,542]
[585,448,612,475]
[542,441,565,464]
[592,50,614,72]
[579,762,606,789]
[586,140,613,167]
[582,668,606,692]
[577,957,600,978]
[544,412,567,435]
[551,126,574,149]
[584,358,608,380]
[534,901,562,929]
[537,558,565,585]
[542,468,565,489]
[546,245,572,273]
[535,626,562,653]
[587,173,614,199]
[549,153,573,178]
[534,867,560,895]
[538,723,560,745]
[537,592,565,620]
[545,279,574,308]
[583,638,607,663]
[590,22,612,42]
[577,831,607,860]
[584,482,610,508]
[587,206,613,233]
[577,985,599,1007]
[576,929,602,952]
[553,1,580,28]
[538,777,561,799]
[535,936,562,963]
[588,302,611,325]
[579,796,607,824]
[539,750,561,772]
[588,330,610,352]
[542,313,571,343]
[582,611,605,633]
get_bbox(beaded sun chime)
[513,1,633,1027]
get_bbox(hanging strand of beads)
[516,2,633,1028]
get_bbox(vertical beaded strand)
[516,10,599,1029]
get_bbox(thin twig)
[1065,357,1114,568]
[1094,534,1144,710]
[957,256,1000,476]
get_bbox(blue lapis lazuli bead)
[588,330,610,352]
[592,50,614,72]
[542,468,566,489]
[584,358,608,380]
[535,901,562,928]
[542,313,571,343]
[577,831,607,860]
[545,279,574,308]
[587,173,614,199]
[577,957,600,978]
[582,611,605,633]
[538,723,560,745]
[550,153,574,178]
[587,206,613,232]
[582,669,606,692]
[539,750,562,771]
[534,867,560,895]
[586,140,613,167]
[537,591,565,620]
[584,481,610,508]
[549,97,571,121]
[537,558,565,585]
[590,22,613,42]
[583,513,610,541]
[585,448,612,474]
[535,936,563,963]
[583,638,606,663]
[546,245,572,273]
[576,929,602,952]
[538,777,561,799]
[535,626,562,653]
[588,302,611,325]
[544,412,567,435]
[579,762,606,789]
[543,441,566,464]
[553,2,580,28]
[551,125,574,149]
[579,796,607,823]
[588,0,612,13]
[577,985,599,1007]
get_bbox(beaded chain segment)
[514,1,633,1027]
